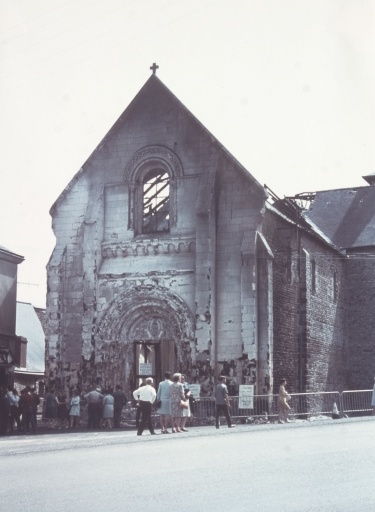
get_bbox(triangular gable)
[50,74,266,215]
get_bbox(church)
[45,66,375,398]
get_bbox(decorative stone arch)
[124,146,184,235]
[123,145,184,182]
[96,285,195,392]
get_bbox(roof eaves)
[266,202,343,253]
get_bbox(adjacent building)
[0,245,24,388]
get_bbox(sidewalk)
[3,412,374,438]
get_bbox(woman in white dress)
[180,374,191,432]
[69,389,80,428]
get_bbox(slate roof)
[305,185,375,249]
[16,302,45,373]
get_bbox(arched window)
[125,146,183,237]
[142,170,170,234]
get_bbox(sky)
[1,0,375,309]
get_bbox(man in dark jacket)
[0,388,11,435]
[112,385,127,428]
[215,376,235,429]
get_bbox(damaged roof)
[305,185,375,249]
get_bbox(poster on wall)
[239,385,254,409]
[139,363,153,375]
[188,384,201,398]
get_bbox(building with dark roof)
[0,245,24,389]
[14,302,45,393]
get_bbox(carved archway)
[95,285,195,392]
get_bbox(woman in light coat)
[156,371,173,434]
[102,390,114,429]
[278,378,291,424]
[170,373,185,433]
[69,389,80,428]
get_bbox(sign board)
[188,384,201,398]
[239,385,254,409]
[139,363,153,375]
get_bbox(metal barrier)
[341,389,373,416]
[192,391,343,424]
[41,389,375,428]
[287,392,341,419]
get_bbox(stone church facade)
[45,72,375,397]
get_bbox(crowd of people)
[43,384,128,430]
[0,375,295,436]
[0,372,250,437]
[0,386,40,436]
[132,372,235,436]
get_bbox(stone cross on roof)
[150,62,159,75]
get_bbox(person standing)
[102,389,115,429]
[19,387,36,434]
[132,378,156,436]
[7,387,21,434]
[84,387,103,429]
[215,376,235,429]
[156,371,172,434]
[180,374,191,432]
[112,385,127,428]
[0,388,11,436]
[30,387,40,431]
[170,373,185,433]
[278,378,291,423]
[69,389,80,428]
[44,389,58,429]
[57,391,69,429]
[134,382,145,429]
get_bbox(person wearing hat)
[133,378,157,436]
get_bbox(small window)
[333,271,338,302]
[142,170,170,234]
[286,246,292,283]
[311,259,316,294]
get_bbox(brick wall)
[262,208,348,393]
[346,250,375,389]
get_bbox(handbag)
[180,400,188,409]
[286,394,291,402]
[156,399,162,408]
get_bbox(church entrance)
[96,284,195,396]
[133,339,176,390]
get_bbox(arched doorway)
[125,313,178,389]
[96,285,195,394]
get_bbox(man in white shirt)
[133,377,157,436]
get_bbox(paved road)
[1,417,375,512]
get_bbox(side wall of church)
[213,166,265,391]
[262,209,348,393]
[346,250,375,389]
